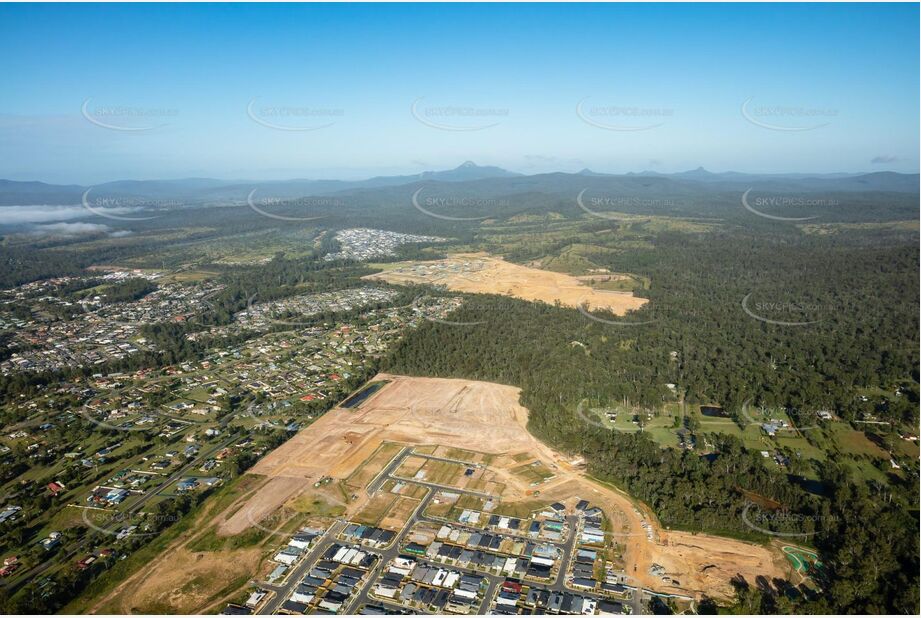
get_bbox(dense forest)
[384,227,919,614]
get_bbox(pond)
[341,380,388,408]
[700,405,728,418]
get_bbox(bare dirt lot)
[94,545,264,614]
[364,253,647,315]
[227,373,788,601]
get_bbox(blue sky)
[0,2,918,183]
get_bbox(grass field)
[891,436,920,458]
[383,479,429,499]
[436,446,483,463]
[775,434,826,460]
[588,403,685,448]
[288,490,347,519]
[491,499,547,519]
[826,424,889,458]
[379,496,422,531]
[510,460,556,485]
[353,493,395,526]
[394,456,495,493]
[393,454,428,480]
[345,441,405,492]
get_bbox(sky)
[0,2,918,184]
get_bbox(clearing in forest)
[364,253,648,315]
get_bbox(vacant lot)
[510,460,556,485]
[364,253,648,315]
[378,495,422,531]
[394,456,499,494]
[345,441,406,493]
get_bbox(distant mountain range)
[0,162,917,206]
[0,162,522,206]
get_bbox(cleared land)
[223,374,787,601]
[364,253,648,315]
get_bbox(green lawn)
[775,435,826,461]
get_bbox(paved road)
[310,484,507,615]
[366,446,412,495]
[392,477,497,500]
[351,472,579,614]
[418,509,569,549]
[345,489,436,612]
[373,447,498,501]
[562,513,645,613]
[121,431,242,517]
[411,452,488,468]
[477,577,499,613]
[550,515,579,588]
[258,446,638,615]
[4,431,242,591]
[258,520,347,615]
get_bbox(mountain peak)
[578,168,609,177]
[673,166,716,179]
[458,160,479,169]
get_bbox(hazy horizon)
[3,161,918,189]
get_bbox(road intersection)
[254,446,645,615]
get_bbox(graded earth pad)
[224,374,787,601]
[363,253,648,314]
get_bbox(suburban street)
[253,446,637,615]
[258,520,347,615]
[3,430,243,591]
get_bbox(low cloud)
[871,155,898,164]
[0,204,87,225]
[31,222,111,236]
[0,204,143,225]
